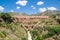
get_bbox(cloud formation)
[39,8,47,12]
[16,0,28,6]
[32,7,36,9]
[47,7,57,10]
[31,5,34,8]
[39,7,57,12]
[17,6,20,9]
[37,1,44,5]
[31,5,36,9]
[0,6,4,12]
[10,10,14,12]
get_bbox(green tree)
[1,13,13,23]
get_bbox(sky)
[0,0,60,14]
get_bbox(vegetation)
[31,27,44,40]
[0,13,13,23]
[44,25,60,38]
[0,22,28,40]
[0,13,28,40]
[31,25,60,40]
[0,10,60,40]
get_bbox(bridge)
[12,16,49,30]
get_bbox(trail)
[28,31,32,40]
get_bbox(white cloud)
[47,7,57,10]
[39,8,47,12]
[17,6,20,9]
[10,10,14,12]
[31,5,34,8]
[0,6,4,12]
[37,1,44,5]
[16,0,28,6]
[31,5,36,9]
[32,7,36,9]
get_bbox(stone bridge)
[12,16,49,30]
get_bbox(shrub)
[22,38,27,40]
[1,13,13,23]
[31,28,44,40]
[56,19,60,24]
[36,35,44,40]
[0,22,2,26]
[52,26,60,35]
[0,31,7,38]
[44,30,55,38]
[44,25,60,38]
[6,23,16,32]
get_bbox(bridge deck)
[12,16,49,19]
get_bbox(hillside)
[0,11,60,40]
[0,12,28,16]
[1,10,60,16]
[33,10,60,16]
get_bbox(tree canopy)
[0,13,13,23]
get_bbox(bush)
[0,31,7,38]
[6,23,16,32]
[56,19,60,24]
[44,25,60,38]
[31,28,44,40]
[1,13,13,23]
[52,26,60,35]
[36,35,44,40]
[0,22,6,27]
[22,38,27,40]
[44,30,55,38]
[0,22,2,26]
[51,15,56,18]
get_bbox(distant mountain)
[0,10,60,16]
[33,10,60,16]
[0,12,28,16]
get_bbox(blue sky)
[0,0,60,14]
